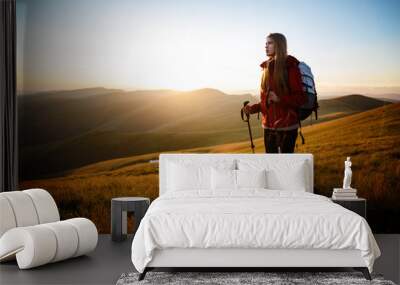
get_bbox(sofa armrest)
[0,218,98,269]
[0,225,57,269]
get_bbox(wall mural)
[17,0,400,234]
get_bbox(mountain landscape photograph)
[16,0,400,234]
[18,87,400,233]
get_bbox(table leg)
[111,202,124,241]
[122,210,127,238]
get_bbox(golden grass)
[20,103,400,233]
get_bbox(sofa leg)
[138,268,148,281]
[354,267,371,280]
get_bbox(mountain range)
[18,87,392,180]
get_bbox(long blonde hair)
[260,33,289,96]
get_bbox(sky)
[16,0,400,97]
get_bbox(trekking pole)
[240,101,255,153]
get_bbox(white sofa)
[0,188,98,269]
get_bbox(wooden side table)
[331,197,367,219]
[111,197,150,242]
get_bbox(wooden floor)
[0,234,399,285]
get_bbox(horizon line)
[16,85,400,99]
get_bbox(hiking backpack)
[296,61,319,145]
[298,61,319,121]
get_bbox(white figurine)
[342,156,353,189]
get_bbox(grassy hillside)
[312,94,391,123]
[18,87,391,180]
[18,89,389,147]
[20,103,400,233]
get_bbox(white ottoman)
[0,189,98,269]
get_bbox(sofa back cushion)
[0,189,60,238]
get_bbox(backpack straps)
[314,101,319,120]
[295,108,305,145]
[298,118,305,145]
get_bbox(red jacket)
[249,55,308,129]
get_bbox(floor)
[0,234,399,285]
[0,235,135,285]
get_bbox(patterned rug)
[116,271,396,285]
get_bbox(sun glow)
[17,0,400,95]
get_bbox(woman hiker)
[243,33,308,153]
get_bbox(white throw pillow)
[236,169,267,188]
[266,161,307,191]
[237,159,308,191]
[211,168,267,190]
[167,162,210,191]
[211,168,237,190]
[167,159,236,192]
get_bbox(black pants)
[264,128,298,153]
